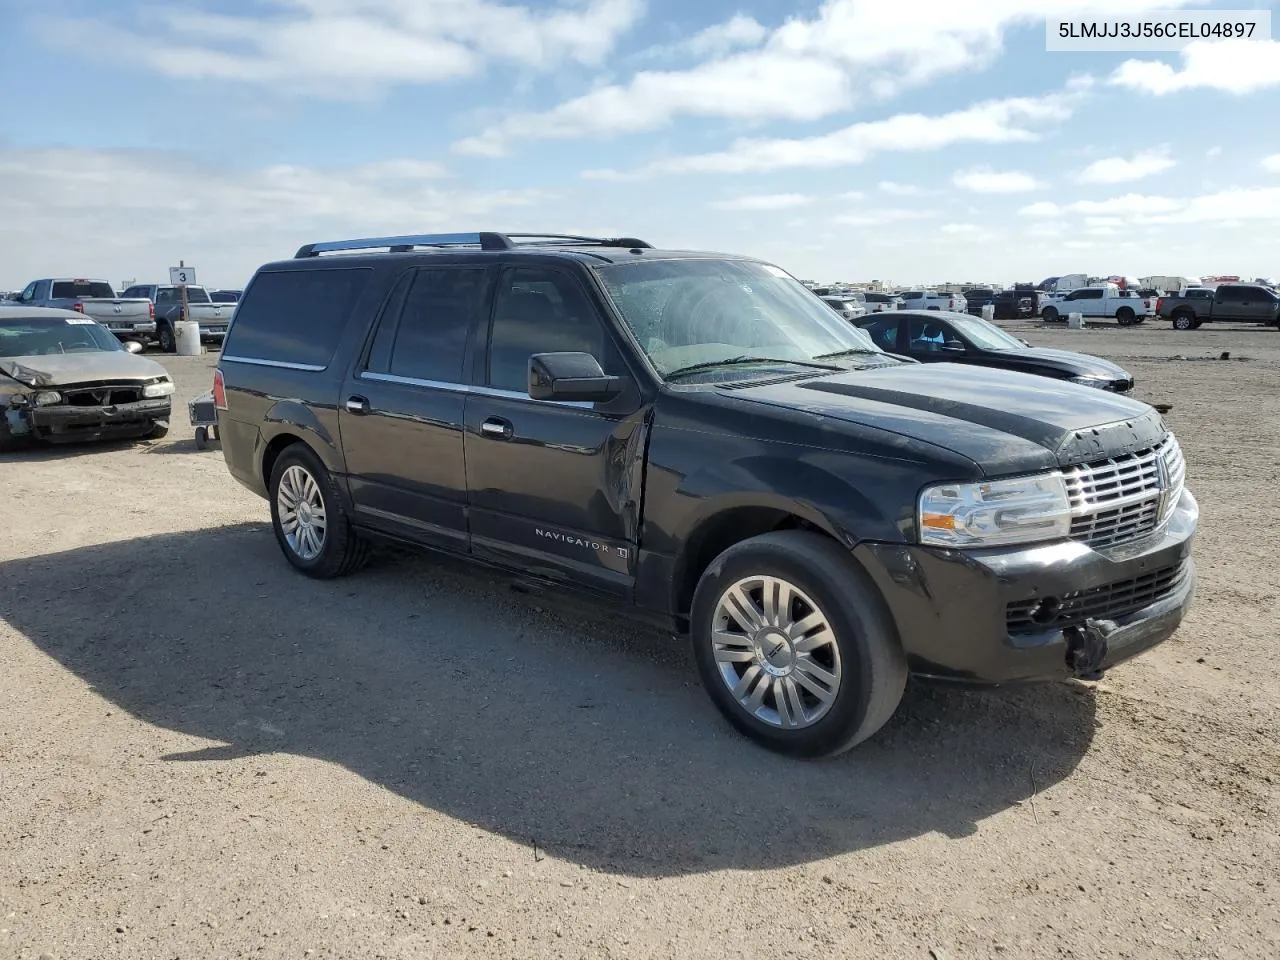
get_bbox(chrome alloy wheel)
[711,576,843,729]
[276,464,327,561]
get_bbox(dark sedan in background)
[856,310,1135,392]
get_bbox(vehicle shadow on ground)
[0,437,160,462]
[0,523,1097,878]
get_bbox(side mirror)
[943,340,965,353]
[124,341,143,354]
[1019,338,1030,346]
[528,352,624,403]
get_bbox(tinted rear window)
[223,267,373,368]
[52,280,116,299]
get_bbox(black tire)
[194,426,208,449]
[268,443,370,579]
[1171,312,1196,331]
[1041,306,1060,322]
[157,323,176,353]
[1116,307,1135,325]
[149,420,170,439]
[690,530,907,758]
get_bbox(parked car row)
[2,278,243,351]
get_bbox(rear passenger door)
[338,265,490,553]
[463,265,646,598]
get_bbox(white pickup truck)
[1039,284,1155,326]
[899,290,968,313]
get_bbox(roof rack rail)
[293,232,652,258]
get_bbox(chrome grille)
[1063,435,1185,549]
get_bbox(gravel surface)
[1,322,1277,960]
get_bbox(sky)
[2,0,1279,290]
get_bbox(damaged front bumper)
[6,397,171,443]
[854,489,1199,684]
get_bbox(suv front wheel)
[268,444,370,578]
[690,530,907,757]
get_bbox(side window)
[156,288,175,304]
[362,271,414,375]
[385,267,485,383]
[1215,287,1242,302]
[487,268,614,393]
[222,267,373,369]
[864,318,899,351]
[19,282,37,302]
[907,316,947,352]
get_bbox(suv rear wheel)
[1171,311,1197,331]
[268,444,370,578]
[157,323,176,353]
[1041,306,1060,322]
[690,530,907,757]
[1116,306,1136,325]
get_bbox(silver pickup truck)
[7,279,156,343]
[121,283,236,352]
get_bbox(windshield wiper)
[665,356,843,380]
[813,347,886,359]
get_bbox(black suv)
[214,232,1198,757]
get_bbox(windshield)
[51,280,116,299]
[0,314,123,357]
[594,259,884,378]
[158,286,212,304]
[948,316,1025,351]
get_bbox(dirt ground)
[1,319,1277,960]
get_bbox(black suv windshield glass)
[595,259,884,378]
[0,315,122,357]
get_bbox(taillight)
[213,369,227,410]
[72,302,84,313]
[1156,297,1163,313]
[149,302,155,319]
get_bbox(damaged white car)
[1,308,175,450]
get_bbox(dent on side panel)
[262,397,346,473]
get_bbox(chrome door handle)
[480,417,512,439]
[345,396,370,414]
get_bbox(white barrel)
[174,319,202,355]
[1067,312,1084,330]
[981,304,995,321]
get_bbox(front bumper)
[854,489,1198,683]
[29,397,171,442]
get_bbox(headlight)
[1068,376,1110,389]
[918,473,1072,547]
[33,391,62,406]
[143,379,175,398]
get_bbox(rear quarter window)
[223,267,373,369]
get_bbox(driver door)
[905,316,964,362]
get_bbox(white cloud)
[833,209,934,227]
[940,223,983,234]
[1263,155,1280,173]
[1067,193,1182,214]
[1084,216,1125,228]
[594,83,1089,177]
[879,181,927,196]
[709,193,813,211]
[1110,38,1280,95]
[456,0,1192,154]
[952,166,1042,193]
[836,190,866,201]
[1075,146,1174,184]
[640,14,768,60]
[1019,201,1062,217]
[41,0,644,96]
[1206,146,1222,158]
[1147,186,1280,224]
[0,147,550,288]
[455,53,853,155]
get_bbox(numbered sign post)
[169,262,196,333]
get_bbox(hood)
[726,362,1163,474]
[990,346,1130,379]
[0,351,168,388]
